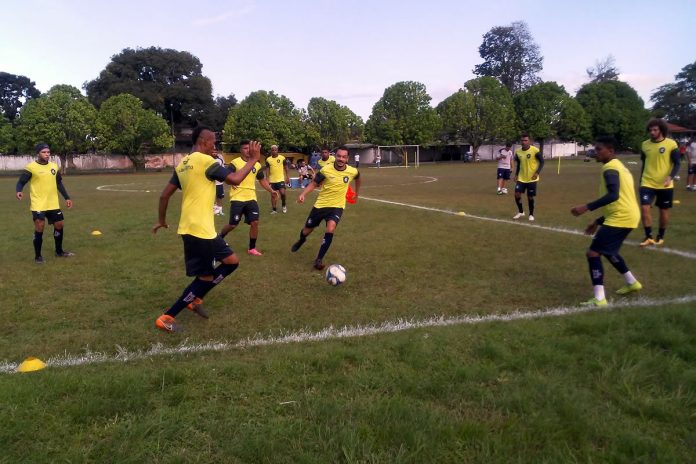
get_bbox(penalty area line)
[1,295,695,375]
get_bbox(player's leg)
[291,208,320,252]
[314,209,343,270]
[638,187,655,246]
[219,201,243,238]
[248,219,262,255]
[688,166,696,190]
[513,182,525,219]
[270,184,278,213]
[597,226,642,294]
[654,189,673,245]
[581,248,608,306]
[50,210,73,257]
[279,185,287,212]
[496,169,503,193]
[32,214,46,263]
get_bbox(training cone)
[91,230,102,236]
[346,186,357,204]
[17,357,47,373]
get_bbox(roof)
[667,122,696,133]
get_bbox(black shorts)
[32,209,64,224]
[215,184,224,199]
[688,165,696,175]
[497,168,511,180]
[182,234,233,277]
[228,200,260,225]
[515,181,538,196]
[639,187,673,209]
[270,182,286,191]
[304,207,344,228]
[590,226,632,256]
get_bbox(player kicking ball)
[570,136,642,307]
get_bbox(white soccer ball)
[325,264,347,286]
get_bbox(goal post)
[376,145,420,168]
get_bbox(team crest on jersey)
[526,154,531,159]
[252,167,257,173]
[50,168,56,175]
[659,147,665,153]
[276,159,281,163]
[343,176,349,183]
[234,215,240,221]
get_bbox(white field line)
[2,295,695,375]
[360,195,696,261]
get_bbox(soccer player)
[513,134,544,221]
[152,127,261,333]
[318,147,335,169]
[15,143,75,263]
[213,148,225,216]
[496,143,513,195]
[687,138,696,191]
[265,144,290,213]
[291,146,360,270]
[218,140,278,256]
[638,118,681,246]
[571,136,642,306]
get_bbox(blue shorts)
[515,181,538,196]
[182,234,233,276]
[497,168,511,180]
[688,165,696,175]
[590,225,632,256]
[305,207,343,228]
[32,209,64,224]
[639,187,673,209]
[228,200,260,225]
[270,182,286,191]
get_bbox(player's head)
[646,118,668,141]
[192,126,215,155]
[239,139,250,158]
[270,144,279,155]
[335,146,349,167]
[594,136,616,163]
[35,143,50,161]
[505,143,512,149]
[520,134,531,149]
[321,147,330,159]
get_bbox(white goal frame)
[377,145,420,168]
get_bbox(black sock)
[298,230,308,244]
[33,231,43,258]
[317,233,334,261]
[644,226,652,239]
[281,195,286,207]
[249,238,257,250]
[54,228,64,254]
[587,256,604,286]
[273,207,277,211]
[166,278,215,317]
[194,262,240,299]
[605,254,629,274]
[657,228,666,240]
[528,198,535,215]
[515,198,524,213]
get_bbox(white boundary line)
[2,295,694,375]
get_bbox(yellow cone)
[673,200,681,205]
[91,230,102,235]
[17,357,47,373]
[456,212,467,216]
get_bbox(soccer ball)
[325,264,347,286]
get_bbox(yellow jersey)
[314,164,359,209]
[600,159,640,229]
[515,146,542,183]
[318,155,335,169]
[640,138,679,189]
[229,157,264,202]
[24,161,61,211]
[265,154,287,183]
[175,152,219,239]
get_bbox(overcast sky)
[2,0,694,119]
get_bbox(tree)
[586,55,620,83]
[473,21,543,94]
[437,77,517,157]
[15,85,97,172]
[0,115,14,153]
[651,60,696,128]
[306,97,364,148]
[514,82,592,151]
[576,80,649,151]
[0,72,41,122]
[223,90,306,151]
[205,93,238,132]
[365,81,440,146]
[95,94,174,170]
[84,47,215,129]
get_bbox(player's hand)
[531,174,538,181]
[297,194,305,204]
[584,221,598,235]
[272,190,280,198]
[152,223,168,234]
[248,141,262,162]
[570,204,588,216]
[664,176,672,187]
[16,192,23,200]
[66,199,73,209]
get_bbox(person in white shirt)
[213,149,225,215]
[354,153,360,168]
[687,139,696,191]
[496,143,514,194]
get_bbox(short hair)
[321,146,330,152]
[594,135,616,151]
[520,134,530,139]
[336,145,349,153]
[35,143,50,153]
[239,139,250,146]
[271,144,278,150]
[191,125,213,145]
[505,143,512,147]
[646,118,668,136]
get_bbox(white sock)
[593,285,605,301]
[622,271,637,285]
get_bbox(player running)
[265,144,290,213]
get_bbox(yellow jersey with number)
[176,152,218,239]
[229,157,263,202]
[515,146,541,183]
[601,159,640,228]
[640,138,678,189]
[24,161,61,211]
[265,155,286,183]
[314,164,359,209]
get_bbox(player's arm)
[639,150,646,180]
[283,160,290,183]
[513,155,520,180]
[152,173,180,234]
[225,141,262,185]
[297,171,324,204]
[56,172,73,208]
[257,170,279,197]
[665,147,682,186]
[15,170,31,200]
[531,152,544,179]
[353,172,361,200]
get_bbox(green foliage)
[84,47,215,128]
[205,93,238,132]
[0,115,13,153]
[576,80,650,151]
[223,90,306,151]
[306,97,364,148]
[557,98,592,144]
[473,21,543,94]
[651,60,696,128]
[95,94,174,169]
[437,77,517,153]
[365,81,441,146]
[586,55,620,83]
[15,85,97,165]
[0,72,41,121]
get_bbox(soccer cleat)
[187,298,209,319]
[502,188,508,194]
[291,240,304,252]
[55,251,75,257]
[155,314,181,333]
[528,215,535,221]
[497,190,503,195]
[615,281,643,295]
[282,206,287,213]
[247,248,263,256]
[639,237,655,247]
[653,238,664,246]
[270,210,278,215]
[580,297,608,307]
[313,259,325,270]
[35,256,44,264]
[513,212,525,220]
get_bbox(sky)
[2,0,695,120]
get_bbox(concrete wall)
[0,153,190,172]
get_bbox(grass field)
[1,158,695,462]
